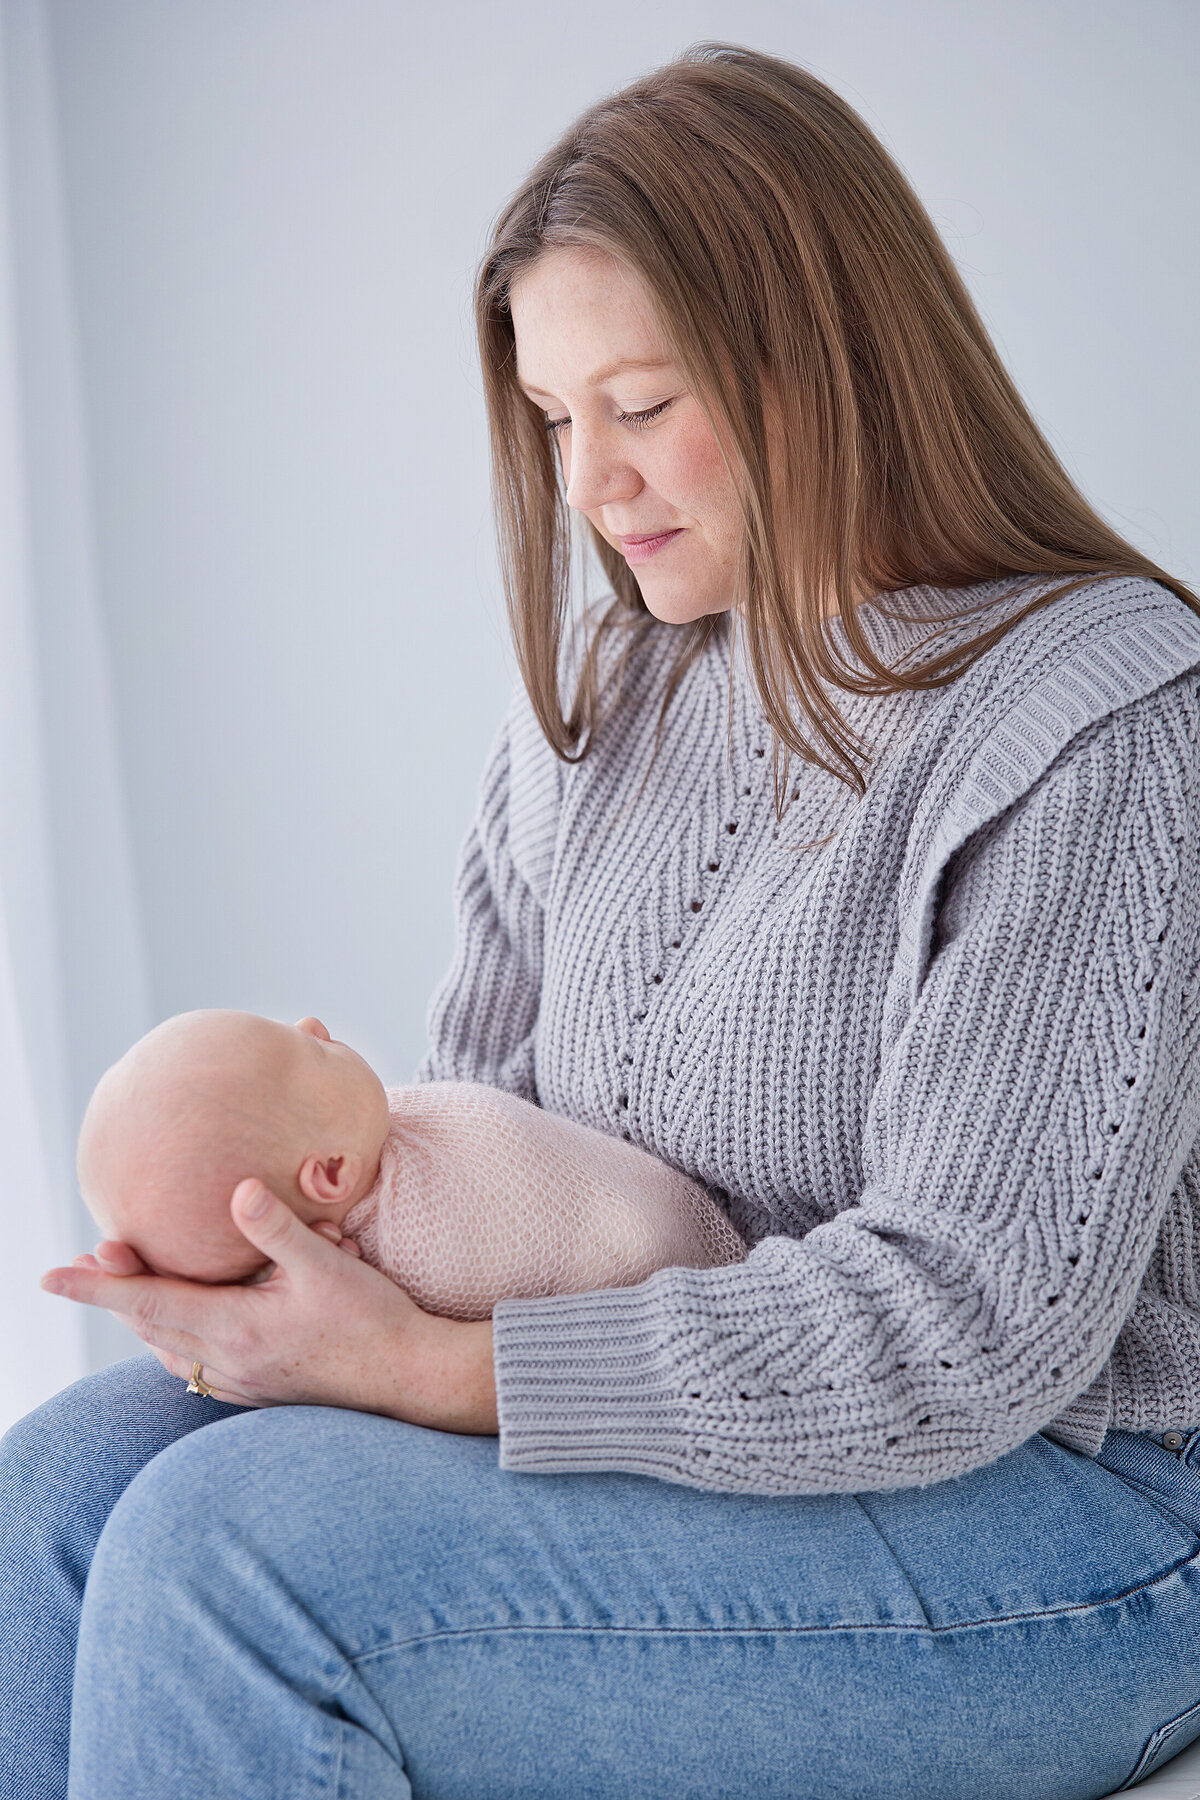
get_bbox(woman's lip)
[618,528,683,564]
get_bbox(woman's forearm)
[380,1315,498,1434]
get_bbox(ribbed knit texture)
[416,574,1200,1493]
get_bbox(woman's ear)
[297,1152,363,1208]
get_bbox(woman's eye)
[618,399,672,429]
[543,398,674,436]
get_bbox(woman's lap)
[5,1358,1200,1799]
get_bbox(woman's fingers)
[310,1220,363,1258]
[147,1344,263,1408]
[42,1192,349,1369]
[94,1240,152,1275]
[40,1264,273,1405]
[63,1242,149,1277]
[40,1262,231,1342]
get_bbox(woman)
[4,41,1200,1800]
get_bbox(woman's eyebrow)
[517,356,673,399]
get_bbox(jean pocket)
[1119,1694,1200,1789]
[1107,1469,1200,1546]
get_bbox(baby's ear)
[297,1152,360,1207]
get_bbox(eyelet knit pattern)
[417,574,1200,1493]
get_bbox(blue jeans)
[3,1357,1200,1799]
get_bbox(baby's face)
[78,1011,389,1283]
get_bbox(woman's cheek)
[660,420,742,546]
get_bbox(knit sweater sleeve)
[491,671,1200,1493]
[412,678,561,1100]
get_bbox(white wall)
[12,0,1199,1367]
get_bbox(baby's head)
[78,1011,389,1283]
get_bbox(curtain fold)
[0,891,84,1434]
[0,0,150,1417]
[0,1,84,1428]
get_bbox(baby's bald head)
[78,1011,388,1282]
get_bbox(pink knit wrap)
[341,1083,746,1321]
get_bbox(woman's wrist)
[379,1312,498,1435]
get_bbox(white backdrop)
[3,0,1198,1395]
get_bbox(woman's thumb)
[230,1178,312,1261]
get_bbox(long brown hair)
[475,41,1198,805]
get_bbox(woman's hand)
[40,1179,498,1434]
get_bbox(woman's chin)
[637,581,733,626]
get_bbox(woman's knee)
[83,1408,263,1625]
[84,1405,493,1639]
[77,1406,429,1700]
[92,1403,428,1559]
[0,1355,244,1561]
[90,1404,363,1568]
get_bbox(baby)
[76,1010,745,1319]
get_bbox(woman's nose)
[563,426,641,514]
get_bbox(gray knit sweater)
[415,574,1200,1494]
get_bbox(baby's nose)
[293,1016,331,1041]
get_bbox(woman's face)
[509,247,744,625]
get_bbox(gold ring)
[186,1360,214,1398]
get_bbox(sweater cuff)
[492,1281,701,1479]
[1041,1364,1113,1457]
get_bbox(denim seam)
[850,1494,935,1631]
[329,1706,346,1800]
[345,1539,1200,1670]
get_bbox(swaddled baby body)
[76,1010,745,1316]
